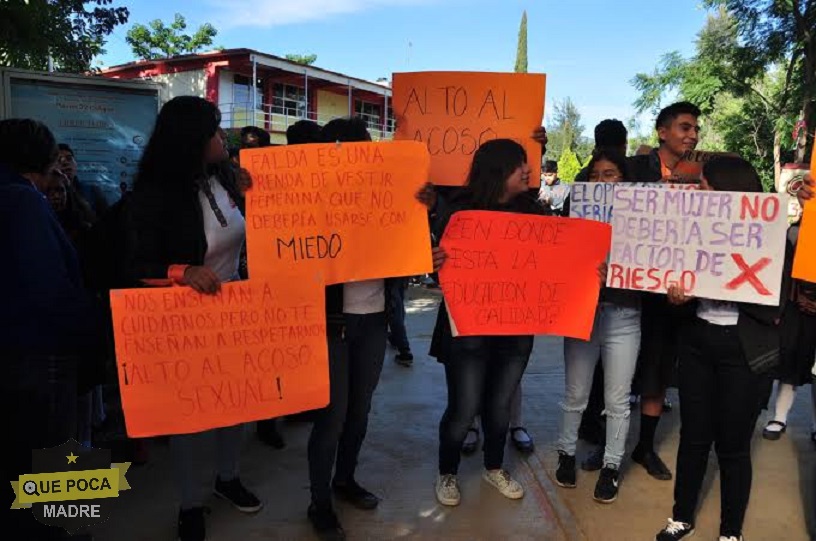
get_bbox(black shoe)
[214,477,263,513]
[510,427,535,453]
[331,479,379,510]
[632,447,673,481]
[257,420,286,449]
[177,507,206,541]
[593,466,619,503]
[581,447,604,472]
[762,420,787,440]
[655,518,695,541]
[395,349,414,367]
[555,451,577,488]
[308,503,346,541]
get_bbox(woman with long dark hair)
[655,157,789,541]
[431,139,542,506]
[554,149,640,504]
[129,96,261,541]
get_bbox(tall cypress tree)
[514,11,528,73]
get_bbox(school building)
[101,48,394,144]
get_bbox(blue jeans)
[558,303,641,467]
[439,335,534,474]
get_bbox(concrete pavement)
[93,287,816,541]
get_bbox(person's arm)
[798,173,814,208]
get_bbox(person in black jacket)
[626,102,702,482]
[1,119,99,541]
[655,156,788,541]
[129,97,261,541]
[431,139,544,508]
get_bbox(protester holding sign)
[430,139,544,507]
[305,117,394,540]
[555,149,641,504]
[128,97,261,541]
[625,102,702,482]
[655,157,790,541]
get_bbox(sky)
[99,0,710,136]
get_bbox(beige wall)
[152,69,206,103]
[316,89,350,122]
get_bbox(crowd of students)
[2,95,814,541]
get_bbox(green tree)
[285,54,318,66]
[557,148,582,182]
[514,11,527,73]
[545,97,585,161]
[631,4,815,189]
[705,0,815,162]
[0,0,129,72]
[126,13,217,60]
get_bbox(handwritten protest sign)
[110,281,328,437]
[243,141,433,284]
[607,185,788,305]
[393,72,546,187]
[438,211,611,340]
[796,148,816,279]
[569,182,699,223]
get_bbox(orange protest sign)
[109,280,328,437]
[793,144,816,280]
[243,141,433,284]
[438,211,611,340]
[793,202,816,281]
[393,72,546,187]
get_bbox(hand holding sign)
[438,211,611,340]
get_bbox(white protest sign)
[607,185,789,305]
[570,182,699,223]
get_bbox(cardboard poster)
[607,185,789,305]
[243,141,433,284]
[392,71,546,187]
[110,280,329,437]
[793,148,816,281]
[439,211,611,340]
[569,182,699,223]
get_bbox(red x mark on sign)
[725,254,772,295]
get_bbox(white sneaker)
[719,537,743,541]
[482,469,524,499]
[435,474,461,506]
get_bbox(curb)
[523,450,586,541]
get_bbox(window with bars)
[273,83,307,118]
[355,100,382,130]
[232,74,263,110]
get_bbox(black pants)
[2,356,79,540]
[438,335,533,475]
[673,319,766,538]
[307,313,386,505]
[386,278,410,351]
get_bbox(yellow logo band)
[11,462,131,507]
